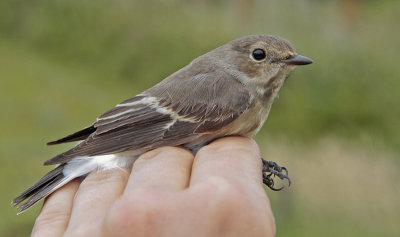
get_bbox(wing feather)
[44,62,252,165]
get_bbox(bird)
[12,35,313,214]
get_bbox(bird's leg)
[262,158,291,191]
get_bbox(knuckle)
[133,146,193,173]
[133,148,166,169]
[104,198,146,235]
[32,195,73,236]
[137,146,192,163]
[156,146,192,158]
[192,177,274,235]
[199,177,248,210]
[32,211,70,236]
[81,169,128,189]
[64,227,96,237]
[104,189,166,235]
[197,177,265,213]
[205,177,274,235]
[199,137,259,158]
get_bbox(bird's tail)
[12,155,127,214]
[11,164,75,214]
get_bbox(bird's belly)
[219,102,271,137]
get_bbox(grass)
[261,137,400,236]
[0,0,399,236]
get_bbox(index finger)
[189,136,263,189]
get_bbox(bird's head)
[228,34,312,78]
[211,35,313,98]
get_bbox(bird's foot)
[262,158,291,191]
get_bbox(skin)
[31,136,275,237]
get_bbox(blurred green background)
[1,0,399,236]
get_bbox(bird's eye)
[252,49,266,61]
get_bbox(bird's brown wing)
[44,69,252,165]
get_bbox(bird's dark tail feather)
[12,164,67,214]
[47,125,96,145]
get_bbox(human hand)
[32,136,275,237]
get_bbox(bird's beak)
[283,54,313,65]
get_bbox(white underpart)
[62,151,143,180]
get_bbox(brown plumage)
[13,35,313,213]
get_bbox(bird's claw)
[262,158,291,191]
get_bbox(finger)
[65,168,129,233]
[124,146,194,192]
[32,179,80,237]
[190,136,263,188]
[189,136,275,234]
